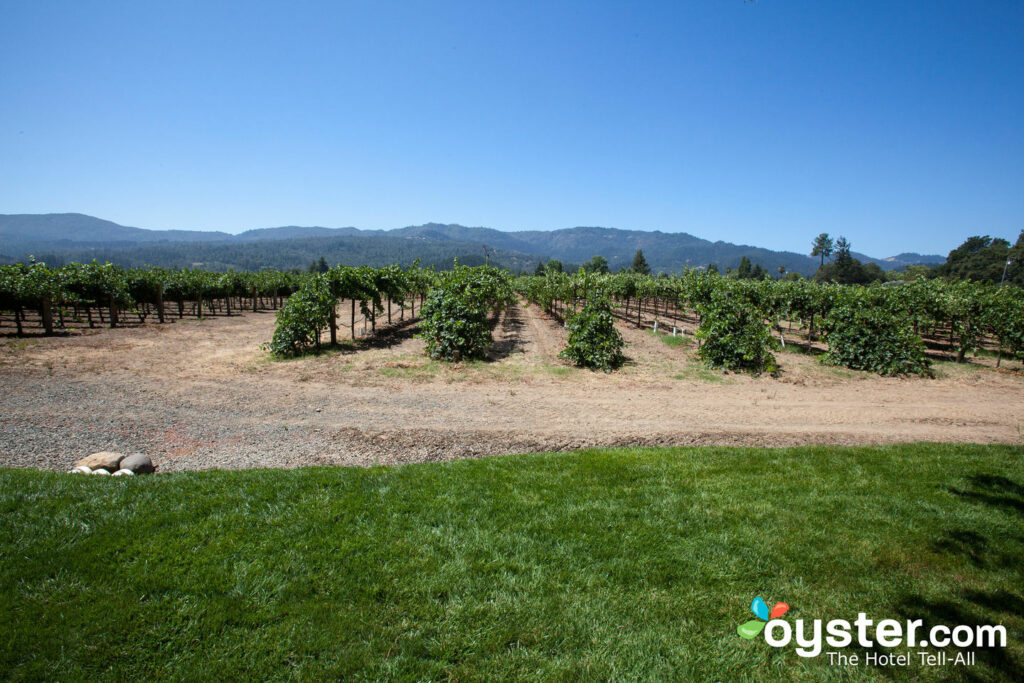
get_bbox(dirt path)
[1,302,1022,472]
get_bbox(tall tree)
[583,255,609,274]
[834,236,852,261]
[737,256,752,279]
[631,249,651,275]
[811,233,834,266]
[533,260,545,276]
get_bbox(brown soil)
[1,300,1022,471]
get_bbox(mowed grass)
[2,444,1022,681]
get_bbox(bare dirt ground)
[1,300,1022,471]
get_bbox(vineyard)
[3,261,1024,377]
[517,270,1024,375]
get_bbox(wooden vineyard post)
[14,306,23,336]
[251,286,258,312]
[329,300,338,346]
[40,297,54,335]
[109,295,119,328]
[351,299,356,340]
[156,285,165,323]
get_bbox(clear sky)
[2,1,1022,257]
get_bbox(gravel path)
[1,302,1022,471]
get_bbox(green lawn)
[2,444,1022,681]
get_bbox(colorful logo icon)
[738,597,790,639]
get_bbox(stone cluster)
[69,452,156,476]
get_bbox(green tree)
[811,233,834,266]
[583,255,609,274]
[545,259,564,274]
[814,237,884,285]
[533,261,545,276]
[834,237,851,260]
[308,256,329,273]
[933,233,1023,285]
[631,249,651,275]
[737,256,752,279]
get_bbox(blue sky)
[1,1,1022,257]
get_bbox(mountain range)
[0,213,945,274]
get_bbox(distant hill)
[0,213,230,247]
[391,224,818,274]
[0,213,943,274]
[22,235,536,272]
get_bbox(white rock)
[111,469,135,477]
[91,468,111,476]
[70,466,93,475]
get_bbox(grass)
[1,444,1022,681]
[672,364,732,383]
[3,339,39,351]
[647,329,693,348]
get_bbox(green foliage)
[813,238,886,284]
[820,290,931,376]
[582,255,609,274]
[737,256,752,279]
[984,287,1024,364]
[266,274,336,356]
[630,249,650,275]
[933,232,1023,285]
[559,297,625,372]
[810,232,834,266]
[419,289,493,361]
[695,288,779,374]
[419,265,515,362]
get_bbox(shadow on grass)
[892,473,1024,681]
[947,475,1024,517]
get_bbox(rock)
[119,453,155,474]
[75,452,125,471]
[91,468,111,475]
[70,466,92,474]
[111,469,135,477]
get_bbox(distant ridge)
[0,213,945,274]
